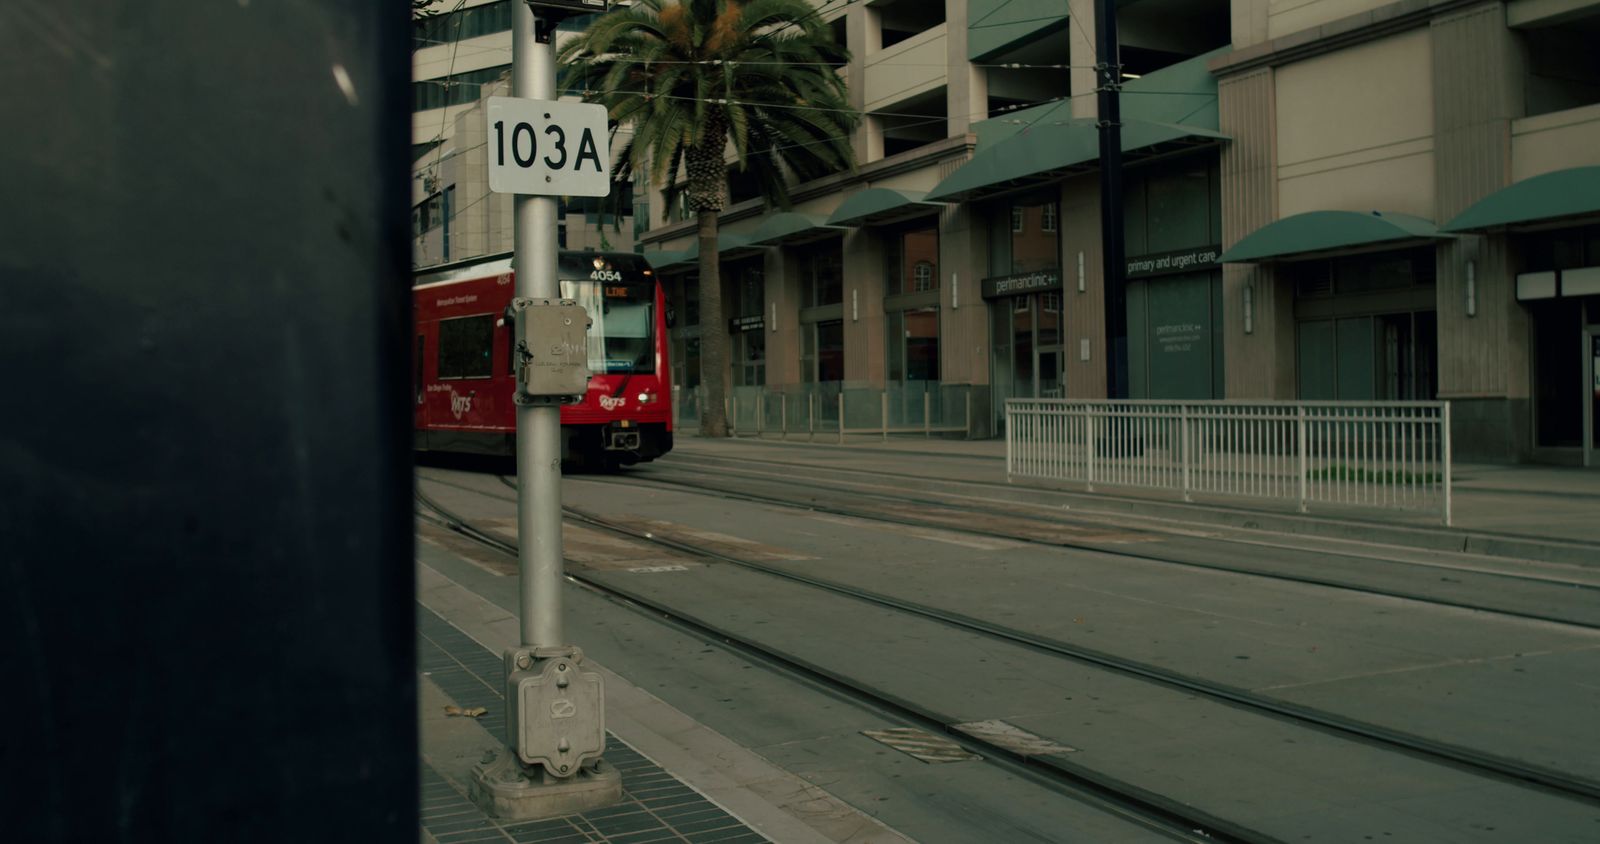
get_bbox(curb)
[670,439,1600,568]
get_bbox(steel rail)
[591,465,1600,629]
[645,455,1600,592]
[413,485,1273,844]
[465,472,1600,805]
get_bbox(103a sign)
[486,97,610,197]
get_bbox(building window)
[885,224,939,295]
[414,0,514,50]
[442,185,454,260]
[413,64,511,112]
[414,188,455,258]
[1010,199,1060,274]
[437,314,495,379]
[801,245,844,307]
[913,261,935,292]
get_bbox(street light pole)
[1094,0,1128,399]
[469,0,621,820]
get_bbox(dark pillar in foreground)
[0,1,416,841]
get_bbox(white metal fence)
[1006,400,1453,524]
[672,384,972,441]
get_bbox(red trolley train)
[413,251,673,468]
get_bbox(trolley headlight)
[637,391,655,404]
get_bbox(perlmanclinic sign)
[981,269,1060,299]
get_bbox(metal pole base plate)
[468,752,622,821]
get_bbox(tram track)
[598,461,1600,630]
[412,483,1254,844]
[426,470,1600,808]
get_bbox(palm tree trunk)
[696,209,729,437]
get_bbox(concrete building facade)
[412,0,1600,464]
[411,1,636,267]
[638,0,1600,464]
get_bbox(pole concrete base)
[468,752,623,821]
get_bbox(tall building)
[410,0,639,267]
[638,0,1600,464]
[641,0,1231,441]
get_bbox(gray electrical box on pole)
[512,298,593,400]
[468,0,622,821]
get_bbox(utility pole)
[470,0,621,820]
[1094,0,1128,399]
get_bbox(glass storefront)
[883,221,942,390]
[1122,155,1224,400]
[1126,273,1223,400]
[991,292,1063,402]
[798,238,846,414]
[1591,318,1600,466]
[888,307,940,381]
[986,195,1064,431]
[1519,224,1600,461]
[1286,248,1438,401]
[803,319,845,383]
[666,272,702,426]
[728,257,765,387]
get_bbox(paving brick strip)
[417,606,769,844]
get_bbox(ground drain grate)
[861,727,982,764]
[953,720,1078,757]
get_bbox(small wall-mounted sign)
[981,269,1061,300]
[1125,246,1222,280]
[728,315,765,333]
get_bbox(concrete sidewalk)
[416,552,914,844]
[671,431,1600,562]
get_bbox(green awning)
[934,49,1230,202]
[641,248,685,269]
[747,212,845,246]
[1441,166,1600,232]
[825,188,943,227]
[654,232,755,268]
[1220,211,1444,263]
[926,118,1227,203]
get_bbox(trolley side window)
[437,314,494,379]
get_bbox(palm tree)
[559,0,858,437]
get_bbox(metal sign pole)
[471,0,620,820]
[515,3,563,654]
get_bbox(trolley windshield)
[558,279,656,374]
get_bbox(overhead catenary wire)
[412,86,1085,252]
[425,0,471,200]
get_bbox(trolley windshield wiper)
[610,347,651,398]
